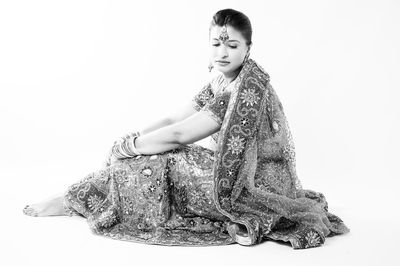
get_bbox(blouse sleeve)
[191,82,214,111]
[199,90,230,126]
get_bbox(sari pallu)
[213,58,350,249]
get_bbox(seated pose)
[23,8,349,249]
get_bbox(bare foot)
[23,194,68,217]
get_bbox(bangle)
[118,134,140,157]
[128,135,141,155]
[112,143,124,159]
[113,140,128,158]
[112,131,142,159]
[125,131,141,156]
[121,138,133,157]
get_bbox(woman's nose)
[217,45,228,58]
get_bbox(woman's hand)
[103,131,141,167]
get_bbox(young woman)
[23,8,349,249]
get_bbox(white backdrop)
[1,0,399,265]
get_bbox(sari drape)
[211,58,349,248]
[63,58,349,249]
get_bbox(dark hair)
[209,9,252,46]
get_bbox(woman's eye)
[212,43,237,49]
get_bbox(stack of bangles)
[112,131,142,158]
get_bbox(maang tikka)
[219,25,229,43]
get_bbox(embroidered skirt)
[63,144,234,246]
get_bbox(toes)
[22,205,31,215]
[23,205,38,217]
[22,205,29,214]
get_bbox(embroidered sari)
[63,58,349,249]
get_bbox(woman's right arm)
[139,117,173,135]
[107,102,197,165]
[139,102,197,135]
[139,79,215,135]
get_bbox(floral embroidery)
[148,184,156,193]
[193,84,214,110]
[227,135,245,155]
[305,230,321,248]
[87,194,102,213]
[121,197,135,215]
[97,207,118,228]
[226,170,234,177]
[113,169,128,184]
[198,89,213,103]
[239,88,260,107]
[167,157,176,166]
[188,219,196,227]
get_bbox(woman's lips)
[216,61,230,65]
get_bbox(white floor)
[3,159,399,266]
[10,203,400,266]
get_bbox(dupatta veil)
[213,58,349,249]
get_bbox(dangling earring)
[243,52,250,65]
[208,62,214,72]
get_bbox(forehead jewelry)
[219,25,229,43]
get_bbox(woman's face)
[209,25,250,76]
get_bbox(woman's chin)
[216,67,241,76]
[215,67,231,74]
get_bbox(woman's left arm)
[134,111,220,155]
